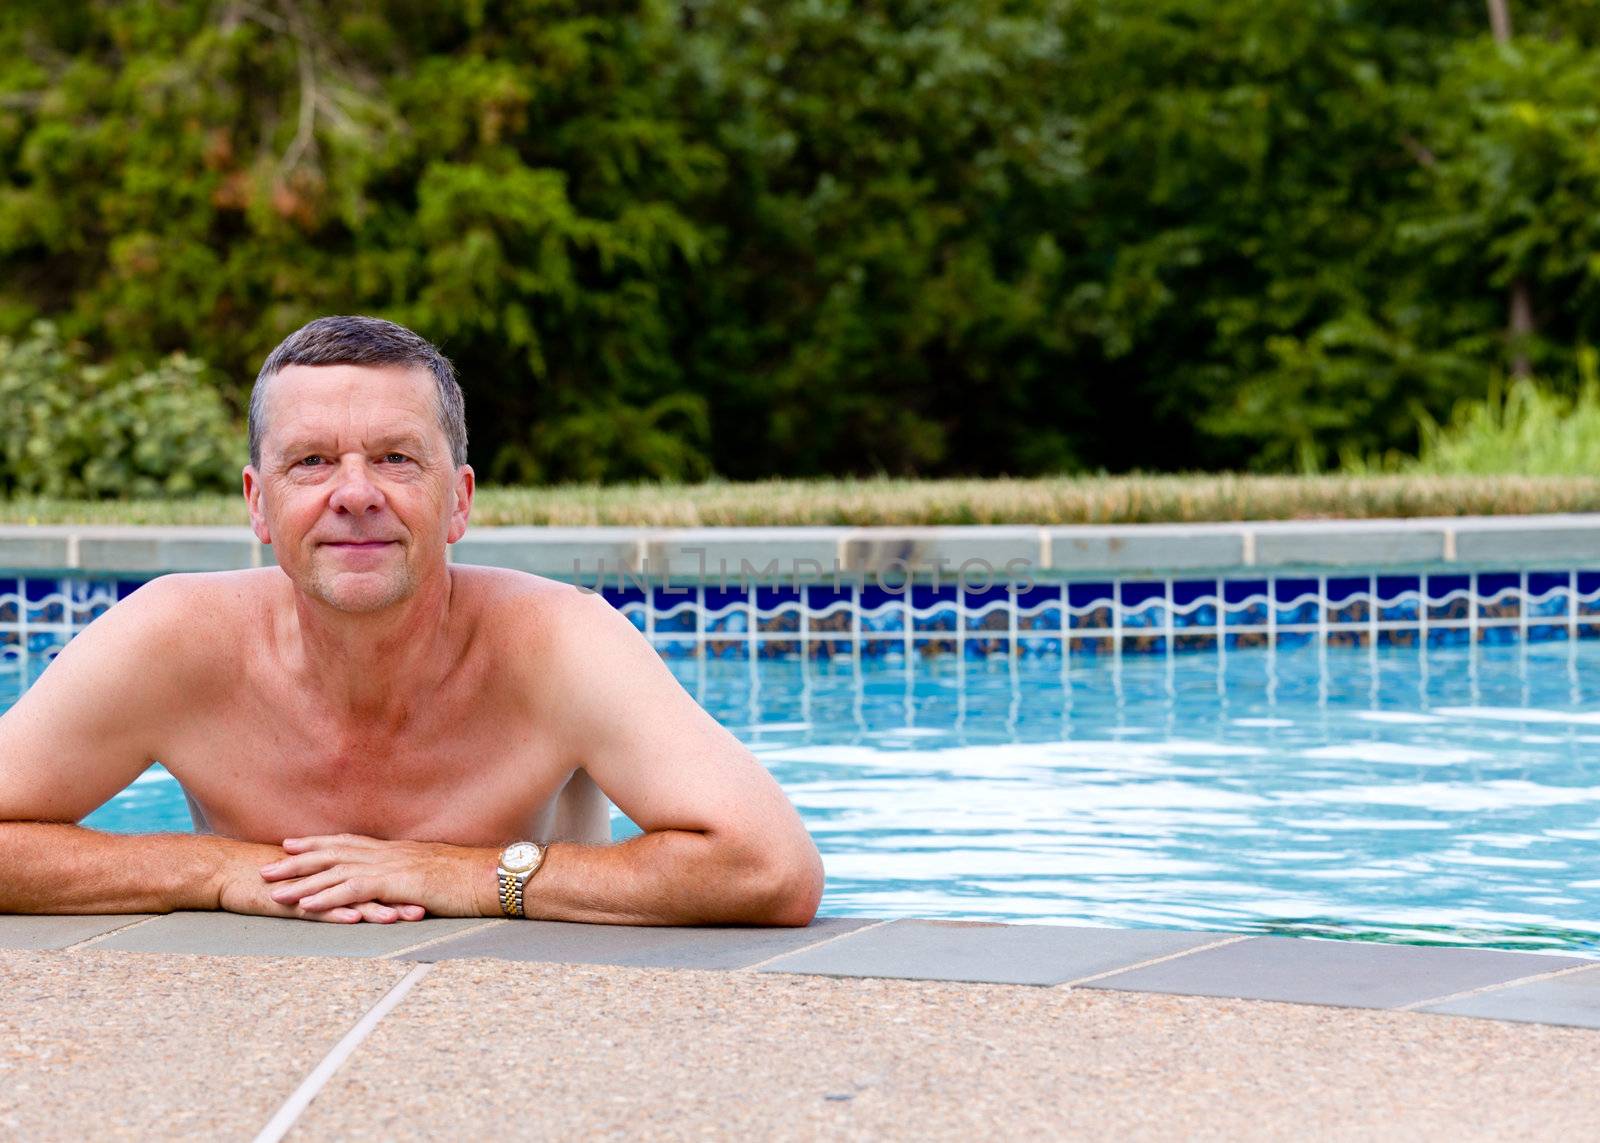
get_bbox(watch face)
[501,842,541,873]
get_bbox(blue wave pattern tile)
[0,577,122,667]
[3,571,1600,664]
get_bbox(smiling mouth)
[322,540,397,549]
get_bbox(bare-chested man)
[0,316,823,927]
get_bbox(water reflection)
[682,638,1600,954]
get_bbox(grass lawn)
[1,474,1598,527]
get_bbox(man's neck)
[279,567,460,727]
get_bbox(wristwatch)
[496,841,547,918]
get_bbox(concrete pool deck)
[6,916,1600,1139]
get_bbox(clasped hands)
[236,833,494,924]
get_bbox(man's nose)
[327,457,386,515]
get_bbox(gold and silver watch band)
[496,841,547,919]
[498,870,527,918]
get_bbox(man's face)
[243,363,473,613]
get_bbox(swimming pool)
[23,637,1600,955]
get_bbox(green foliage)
[4,1,1600,482]
[0,323,244,497]
[1346,349,1600,477]
[684,0,1083,477]
[491,392,712,484]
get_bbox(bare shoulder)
[450,565,641,675]
[100,567,274,629]
[0,569,285,821]
[72,568,278,674]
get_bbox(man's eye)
[298,456,325,467]
[383,453,410,464]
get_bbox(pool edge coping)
[6,513,1600,578]
[12,913,1600,1033]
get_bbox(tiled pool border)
[5,913,1599,1030]
[8,516,1600,661]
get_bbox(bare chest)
[160,695,569,847]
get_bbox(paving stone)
[450,526,642,578]
[0,913,157,951]
[756,919,1226,986]
[401,915,875,969]
[91,910,488,958]
[31,518,1600,581]
[75,527,257,573]
[648,529,846,584]
[0,527,74,571]
[842,527,1045,579]
[1046,525,1246,574]
[1250,522,1448,568]
[1421,964,1600,1028]
[0,948,407,1141]
[1452,516,1600,565]
[1082,936,1586,1009]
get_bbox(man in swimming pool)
[0,316,823,926]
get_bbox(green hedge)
[0,324,242,498]
[5,1,1600,486]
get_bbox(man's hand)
[258,833,496,918]
[217,846,428,924]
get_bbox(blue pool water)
[14,639,1600,954]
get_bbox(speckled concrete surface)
[0,950,408,1141]
[292,959,1600,1142]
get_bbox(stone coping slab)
[400,914,875,969]
[1421,963,1600,1029]
[90,910,490,958]
[0,912,157,951]
[754,918,1230,985]
[1080,934,1590,1010]
[6,913,1594,1029]
[7,514,1600,579]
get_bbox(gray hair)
[248,315,468,467]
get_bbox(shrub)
[1342,350,1600,477]
[0,323,245,498]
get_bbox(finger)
[298,877,389,913]
[351,901,401,924]
[281,833,379,853]
[268,867,356,905]
[368,902,426,922]
[303,905,363,924]
[260,851,352,881]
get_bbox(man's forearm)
[504,829,822,927]
[261,827,824,925]
[0,821,268,915]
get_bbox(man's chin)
[304,569,414,614]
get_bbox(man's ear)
[447,464,475,545]
[243,465,271,545]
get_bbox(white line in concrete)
[382,917,506,959]
[253,962,433,1143]
[1053,935,1251,989]
[1397,959,1600,1012]
[60,914,162,951]
[740,918,896,972]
